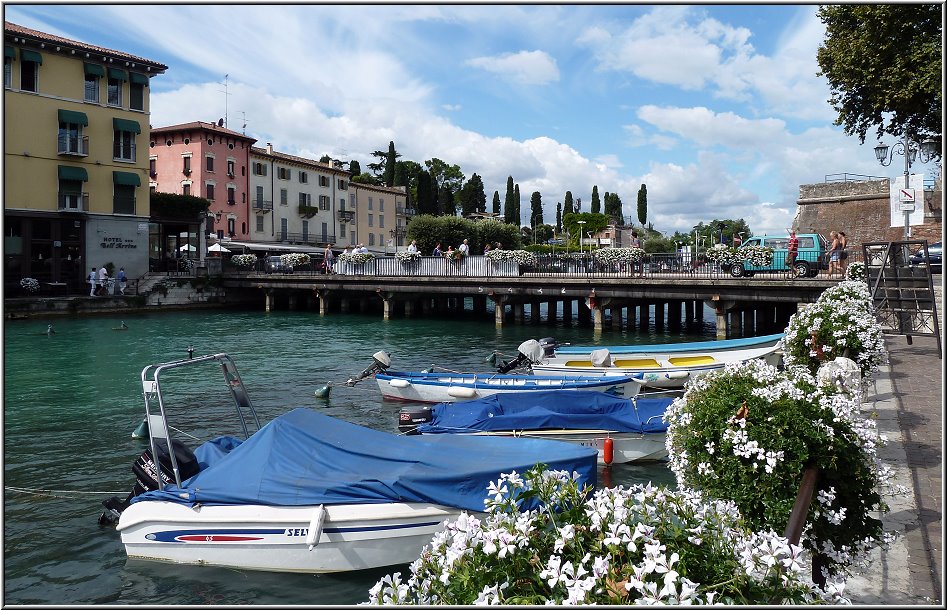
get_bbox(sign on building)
[889,174,925,228]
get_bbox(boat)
[494,335,783,389]
[100,353,598,574]
[375,370,642,403]
[399,390,674,464]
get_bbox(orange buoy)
[603,436,614,465]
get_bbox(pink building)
[149,121,257,240]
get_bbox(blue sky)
[7,3,938,236]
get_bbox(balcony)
[275,232,337,246]
[404,207,417,217]
[298,204,318,218]
[57,134,89,156]
[149,169,157,179]
[227,199,236,206]
[183,167,191,176]
[58,191,89,211]
[252,200,273,213]
[337,209,355,223]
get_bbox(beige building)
[4,21,167,294]
[350,182,410,253]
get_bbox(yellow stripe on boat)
[667,355,717,366]
[613,358,661,368]
[564,360,596,367]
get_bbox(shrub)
[395,251,421,264]
[231,254,258,269]
[704,245,739,266]
[486,249,535,266]
[19,277,40,293]
[338,252,376,265]
[739,244,773,267]
[593,247,645,265]
[845,261,866,281]
[280,253,311,268]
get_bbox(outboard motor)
[344,351,391,386]
[98,438,199,526]
[398,405,433,434]
[590,348,612,368]
[537,337,559,358]
[496,339,546,373]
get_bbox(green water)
[2,309,710,604]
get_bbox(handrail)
[783,465,826,588]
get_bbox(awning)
[83,62,105,77]
[5,46,15,59]
[112,171,141,186]
[58,165,88,182]
[58,109,89,126]
[113,117,141,134]
[107,67,127,81]
[223,240,325,254]
[129,72,149,86]
[20,49,42,64]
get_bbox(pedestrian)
[407,240,418,253]
[117,266,127,295]
[827,231,841,277]
[342,245,351,257]
[323,244,335,274]
[445,245,455,259]
[838,231,849,274]
[88,267,97,296]
[787,229,799,278]
[483,242,492,255]
[458,239,469,257]
[495,242,502,250]
[357,243,368,254]
[97,264,109,295]
[433,242,443,257]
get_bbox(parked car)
[728,233,827,278]
[909,241,942,274]
[264,255,293,274]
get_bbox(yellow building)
[4,21,166,295]
[350,182,410,254]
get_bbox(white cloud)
[466,50,560,85]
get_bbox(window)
[83,64,102,102]
[129,81,144,110]
[227,186,235,205]
[256,186,264,204]
[299,192,311,206]
[318,195,330,210]
[280,188,288,205]
[322,222,329,241]
[59,178,84,210]
[379,215,385,229]
[227,160,235,177]
[113,184,135,214]
[278,167,290,180]
[113,129,136,161]
[253,162,267,176]
[279,218,288,241]
[340,222,346,238]
[368,214,374,228]
[107,68,125,106]
[20,54,39,92]
[4,51,12,89]
[182,183,191,196]
[319,175,329,187]
[183,155,192,175]
[299,171,308,184]
[228,218,236,237]
[369,233,375,246]
[58,116,86,155]
[379,198,385,212]
[149,158,156,178]
[302,220,309,241]
[368,197,373,211]
[256,215,264,232]
[338,179,347,190]
[206,155,214,172]
[206,183,215,200]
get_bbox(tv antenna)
[239,111,249,135]
[218,74,231,128]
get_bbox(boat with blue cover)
[101,353,598,574]
[399,389,673,464]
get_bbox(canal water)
[2,309,714,604]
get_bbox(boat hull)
[118,501,460,573]
[376,372,641,403]
[471,430,667,463]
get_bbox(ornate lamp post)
[875,133,938,239]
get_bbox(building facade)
[4,21,166,294]
[350,182,409,253]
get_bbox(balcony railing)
[275,233,337,246]
[252,200,273,213]
[404,207,417,217]
[57,134,89,156]
[58,191,89,211]
[337,209,355,222]
[298,204,318,218]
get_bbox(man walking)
[787,229,799,278]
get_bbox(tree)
[590,186,601,214]
[529,191,543,229]
[563,191,574,216]
[817,4,942,149]
[513,184,521,227]
[383,141,399,186]
[604,192,623,222]
[692,218,752,247]
[503,176,515,224]
[439,184,456,217]
[556,201,562,234]
[348,160,361,176]
[416,170,434,215]
[425,158,465,193]
[492,190,501,215]
[458,173,486,216]
[637,184,648,225]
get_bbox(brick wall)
[795,174,942,248]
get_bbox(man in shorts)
[786,230,799,278]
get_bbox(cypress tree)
[637,184,648,225]
[416,171,433,215]
[383,141,397,187]
[564,191,574,216]
[492,191,501,215]
[556,201,562,233]
[513,184,521,227]
[529,191,543,227]
[591,186,601,214]
[504,176,515,224]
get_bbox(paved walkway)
[846,334,942,604]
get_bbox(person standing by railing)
[838,231,849,275]
[787,230,799,279]
[407,240,418,254]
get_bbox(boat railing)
[140,353,261,490]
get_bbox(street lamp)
[875,133,938,238]
[576,220,586,254]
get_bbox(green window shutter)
[112,171,141,186]
[20,49,42,64]
[58,109,89,126]
[4,45,15,59]
[83,62,105,77]
[107,67,127,81]
[58,165,89,182]
[112,117,141,134]
[129,72,149,86]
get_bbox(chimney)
[266,142,273,155]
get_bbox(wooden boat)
[375,370,642,403]
[400,390,673,464]
[101,353,598,573]
[522,334,783,389]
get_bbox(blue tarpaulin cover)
[131,408,597,512]
[416,390,671,435]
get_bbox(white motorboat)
[100,353,598,573]
[376,370,642,403]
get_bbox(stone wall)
[795,175,942,248]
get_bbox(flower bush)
[845,261,866,282]
[703,245,739,266]
[19,277,40,293]
[230,254,258,269]
[593,247,645,265]
[665,357,893,583]
[739,244,774,267]
[367,465,840,605]
[338,252,376,265]
[781,280,886,378]
[280,252,310,268]
[486,249,536,266]
[396,251,421,264]
[446,249,466,262]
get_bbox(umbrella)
[178,244,196,252]
[208,243,231,253]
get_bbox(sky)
[6,2,940,237]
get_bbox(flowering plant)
[593,247,645,264]
[181,258,196,272]
[338,252,375,265]
[486,249,536,266]
[230,254,258,269]
[781,280,886,378]
[665,358,893,583]
[738,244,774,267]
[703,245,739,266]
[446,249,466,262]
[280,252,311,268]
[367,465,838,605]
[19,277,40,293]
[395,251,421,264]
[845,261,866,282]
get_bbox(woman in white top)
[407,240,418,253]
